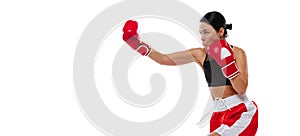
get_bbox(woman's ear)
[218,28,225,38]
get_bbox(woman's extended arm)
[122,20,205,65]
[148,48,204,66]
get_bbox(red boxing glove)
[122,20,151,56]
[207,40,239,79]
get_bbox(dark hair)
[200,11,232,37]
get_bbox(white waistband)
[214,94,249,112]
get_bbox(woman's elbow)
[236,84,248,95]
[237,89,246,95]
[156,55,177,66]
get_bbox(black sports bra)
[203,53,232,87]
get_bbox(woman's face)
[199,22,221,48]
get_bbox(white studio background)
[0,0,299,136]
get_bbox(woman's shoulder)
[187,47,206,66]
[232,45,246,58]
[188,47,206,57]
[188,47,206,53]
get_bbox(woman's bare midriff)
[209,85,237,100]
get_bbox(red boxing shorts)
[210,94,258,136]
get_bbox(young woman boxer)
[122,11,258,136]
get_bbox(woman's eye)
[200,30,209,35]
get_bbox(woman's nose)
[201,35,205,41]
